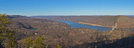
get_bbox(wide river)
[57,20,111,31]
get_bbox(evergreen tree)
[57,44,62,48]
[24,37,32,48]
[24,36,45,48]
[7,31,16,48]
[0,14,16,48]
[32,36,45,48]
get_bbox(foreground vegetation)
[0,14,16,48]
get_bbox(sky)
[0,0,134,16]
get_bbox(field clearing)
[79,22,102,26]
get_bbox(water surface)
[57,20,111,31]
[28,28,37,31]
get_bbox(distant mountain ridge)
[7,15,27,19]
[7,15,134,29]
[30,15,134,29]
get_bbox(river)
[57,20,111,31]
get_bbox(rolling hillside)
[31,16,134,29]
[5,15,134,48]
[117,16,134,29]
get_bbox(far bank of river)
[79,22,102,26]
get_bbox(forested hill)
[7,15,26,19]
[1,15,134,48]
[31,15,134,29]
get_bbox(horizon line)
[7,14,134,17]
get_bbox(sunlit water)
[28,28,37,31]
[57,20,111,31]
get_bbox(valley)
[1,15,133,48]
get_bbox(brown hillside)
[34,16,120,28]
[7,16,103,48]
[86,16,119,27]
[117,16,134,29]
[32,16,134,29]
[4,15,134,48]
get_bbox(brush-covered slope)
[90,15,134,29]
[31,16,134,29]
[85,16,119,27]
[117,16,134,29]
[7,15,103,48]
[6,15,134,48]
[86,16,134,29]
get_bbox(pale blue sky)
[0,0,134,16]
